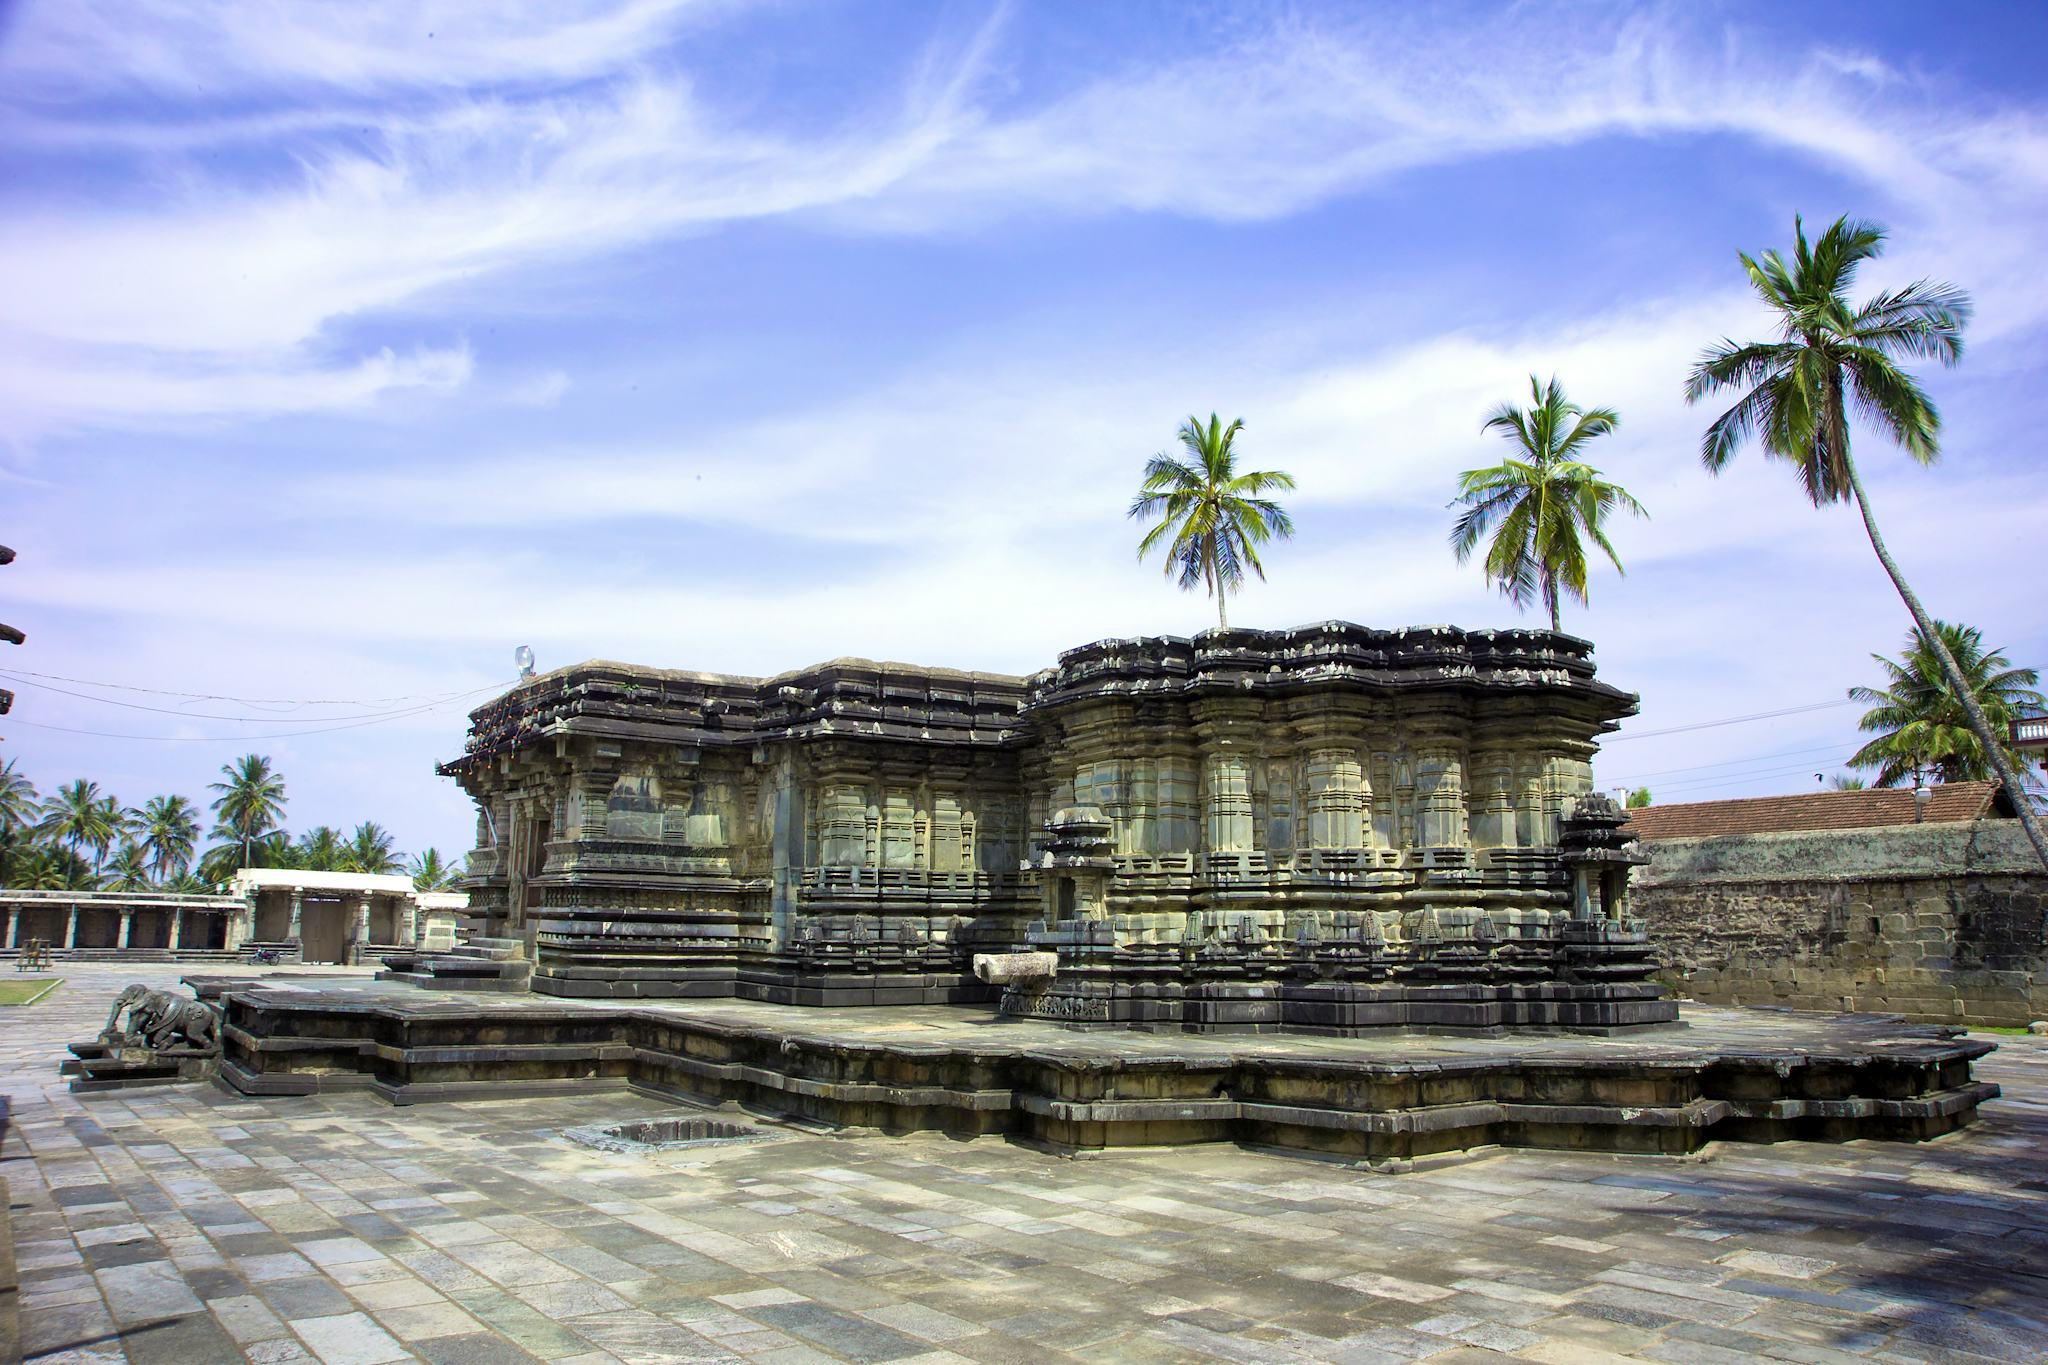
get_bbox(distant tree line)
[0,752,465,893]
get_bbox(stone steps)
[446,937,523,962]
[376,944,533,994]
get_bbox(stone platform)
[199,977,1998,1168]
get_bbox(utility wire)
[1604,698,1856,742]
[1637,767,1877,800]
[0,666,489,708]
[3,683,512,743]
[0,672,499,723]
[1600,741,1854,784]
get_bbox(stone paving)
[5,965,2046,1365]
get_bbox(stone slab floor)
[4,966,2045,1365]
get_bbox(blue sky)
[3,1,2045,863]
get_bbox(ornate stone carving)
[435,622,1666,1028]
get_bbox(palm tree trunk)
[1547,580,1561,632]
[1842,449,2048,874]
[1208,540,1227,629]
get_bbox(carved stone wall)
[439,622,1645,1011]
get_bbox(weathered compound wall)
[1634,821,2046,1026]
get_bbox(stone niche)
[437,622,1673,1030]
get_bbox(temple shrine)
[431,622,1673,1032]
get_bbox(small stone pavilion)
[439,622,1671,1031]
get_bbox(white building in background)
[2,873,466,963]
[231,869,466,964]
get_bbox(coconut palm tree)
[104,841,153,891]
[342,822,401,875]
[208,754,287,869]
[1450,376,1646,632]
[407,847,463,890]
[1130,414,1296,629]
[39,779,118,873]
[0,820,46,888]
[1848,621,2044,789]
[0,759,37,833]
[292,825,346,872]
[18,846,87,890]
[1684,213,2048,870]
[136,794,201,882]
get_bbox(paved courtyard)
[4,966,2045,1365]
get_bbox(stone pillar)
[169,911,185,951]
[353,895,372,962]
[119,911,135,949]
[400,895,418,947]
[287,889,304,943]
[1204,754,1254,853]
[4,907,16,949]
[225,907,249,952]
[1304,749,1365,850]
[64,907,78,949]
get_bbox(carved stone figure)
[100,983,222,1055]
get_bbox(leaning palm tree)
[1130,414,1296,629]
[136,794,201,882]
[1685,213,2048,870]
[1450,376,1646,632]
[1848,621,2044,789]
[0,758,37,832]
[39,779,118,873]
[342,821,401,875]
[208,754,287,869]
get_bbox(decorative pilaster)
[400,895,418,947]
[353,895,372,961]
[118,911,134,949]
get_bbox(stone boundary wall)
[1634,821,2046,1026]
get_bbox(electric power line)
[1636,766,1875,799]
[0,672,498,724]
[0,666,492,708]
[1600,741,1855,785]
[2,683,511,743]
[1605,698,1857,742]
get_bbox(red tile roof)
[1623,781,2010,841]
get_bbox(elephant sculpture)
[100,984,221,1056]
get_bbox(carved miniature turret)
[1559,793,1649,922]
[1039,805,1115,867]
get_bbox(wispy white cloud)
[6,5,2048,441]
[1,0,705,103]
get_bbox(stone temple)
[433,621,1673,1032]
[196,621,1997,1164]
